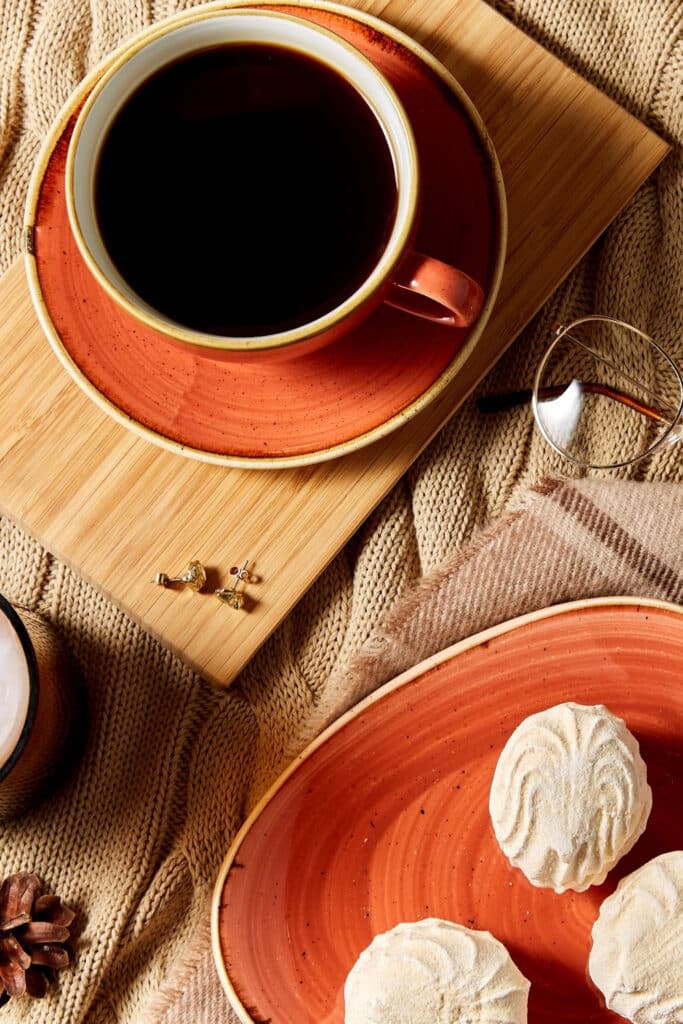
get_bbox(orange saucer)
[26,1,505,468]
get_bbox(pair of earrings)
[152,559,257,610]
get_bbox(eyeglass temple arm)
[477,383,667,423]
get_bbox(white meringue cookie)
[589,851,683,1024]
[344,918,529,1024]
[489,702,651,893]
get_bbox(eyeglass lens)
[533,318,682,468]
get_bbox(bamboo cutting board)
[0,0,669,686]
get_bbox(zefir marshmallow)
[489,702,651,893]
[344,918,529,1023]
[589,851,683,1024]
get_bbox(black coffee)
[95,43,398,336]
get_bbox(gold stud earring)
[229,562,259,585]
[215,560,257,609]
[151,559,207,592]
[215,587,245,610]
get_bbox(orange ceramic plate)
[213,597,683,1022]
[25,0,505,468]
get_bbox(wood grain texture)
[0,0,669,686]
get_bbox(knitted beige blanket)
[0,0,682,1020]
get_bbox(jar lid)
[0,596,35,777]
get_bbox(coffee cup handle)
[386,250,484,328]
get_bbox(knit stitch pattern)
[0,0,681,1020]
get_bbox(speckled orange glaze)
[31,4,500,460]
[214,600,683,1023]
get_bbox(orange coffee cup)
[66,10,484,360]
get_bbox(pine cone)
[0,872,75,1004]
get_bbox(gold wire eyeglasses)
[477,315,683,469]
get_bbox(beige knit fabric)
[0,0,682,1020]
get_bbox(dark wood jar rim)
[0,594,39,782]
